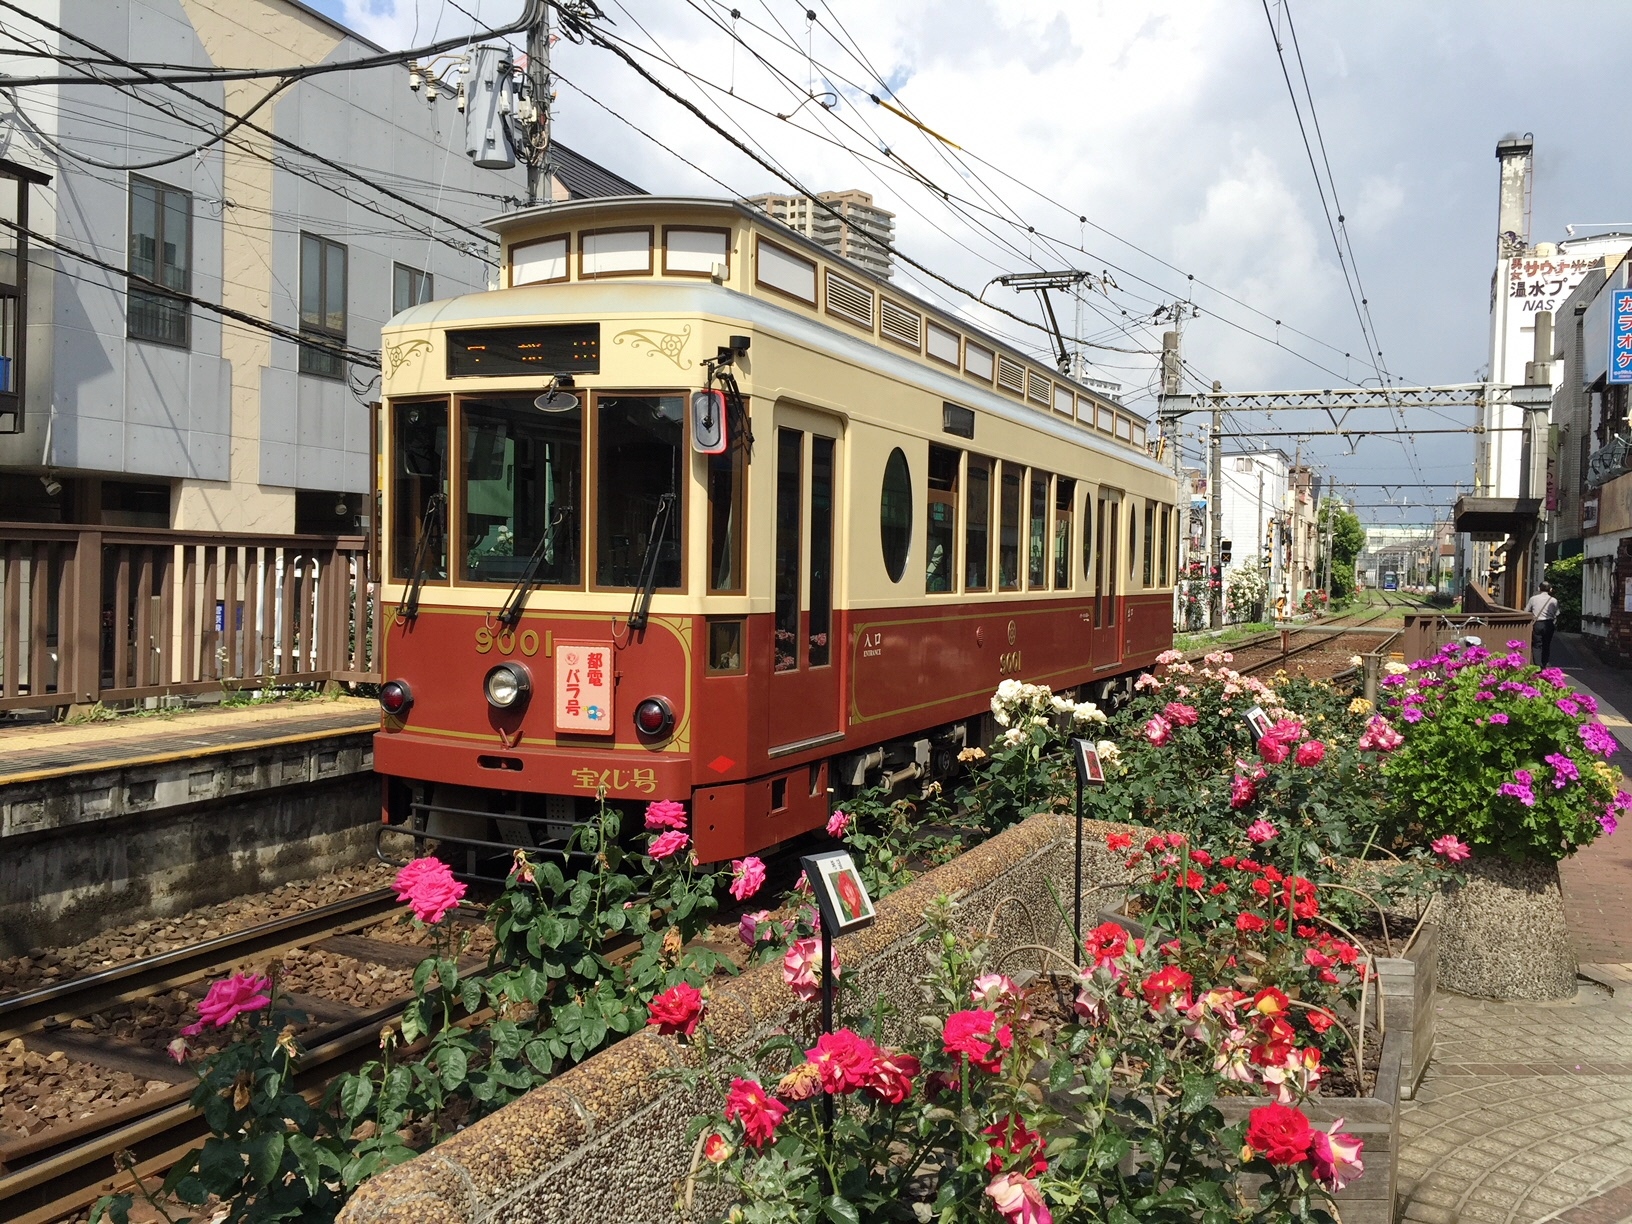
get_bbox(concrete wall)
[336,813,1138,1224]
[0,767,378,954]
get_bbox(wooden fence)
[0,523,380,713]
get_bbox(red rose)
[1141,965,1194,1011]
[1236,912,1267,933]
[647,982,704,1037]
[1306,1010,1335,1034]
[983,1114,1048,1176]
[1085,921,1129,965]
[1106,832,1134,852]
[862,1049,920,1105]
[724,1077,788,1147]
[1251,878,1274,899]
[1210,882,1230,895]
[942,1009,1013,1074]
[806,1029,879,1094]
[1189,849,1214,867]
[1246,1103,1316,1165]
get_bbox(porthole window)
[880,447,913,583]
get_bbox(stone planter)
[1431,855,1577,1000]
[1100,906,1438,1100]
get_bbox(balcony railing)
[0,523,380,713]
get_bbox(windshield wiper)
[626,492,676,633]
[497,506,569,629]
[394,493,444,625]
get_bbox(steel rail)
[0,888,402,1041]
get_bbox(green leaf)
[438,1044,470,1090]
[822,1196,860,1224]
[337,1073,374,1122]
[197,1137,246,1192]
[247,1131,285,1187]
[88,1194,133,1224]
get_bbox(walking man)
[1525,582,1560,667]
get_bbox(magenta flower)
[1545,753,1579,788]
[1539,666,1567,687]
[1580,694,1600,715]
[739,909,771,948]
[1230,774,1258,810]
[1294,739,1326,767]
[1488,712,1509,725]
[1581,722,1621,758]
[1506,639,1527,650]
[1498,781,1536,808]
[1245,819,1278,845]
[1557,698,1582,716]
[1514,768,1534,786]
[729,855,767,901]
[1431,835,1471,862]
[1601,810,1621,836]
[826,808,851,838]
[1143,715,1173,747]
[1401,707,1425,724]
[650,830,690,861]
[393,856,467,925]
[181,972,271,1036]
[645,800,688,831]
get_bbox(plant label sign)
[1245,706,1272,741]
[800,850,875,935]
[1072,738,1106,786]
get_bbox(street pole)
[525,3,551,206]
[1209,393,1223,629]
[1160,326,1184,628]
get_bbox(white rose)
[1051,694,1075,714]
[1348,655,1363,669]
[1383,661,1409,676]
[1002,726,1027,747]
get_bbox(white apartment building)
[0,0,530,533]
[1218,449,1290,616]
[748,189,895,280]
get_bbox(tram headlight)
[633,695,675,738]
[484,662,532,710]
[379,679,413,716]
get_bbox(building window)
[128,177,191,348]
[299,233,347,378]
[393,263,432,315]
[926,445,959,594]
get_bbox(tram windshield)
[459,394,582,585]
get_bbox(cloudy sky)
[309,0,1632,523]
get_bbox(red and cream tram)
[374,197,1178,867]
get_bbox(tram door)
[767,408,843,751]
[1092,489,1123,664]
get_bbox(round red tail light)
[379,679,413,716]
[633,696,674,738]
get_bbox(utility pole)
[1159,325,1185,628]
[525,3,552,206]
[1209,383,1223,629]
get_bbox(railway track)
[1183,594,1427,681]
[0,888,430,1224]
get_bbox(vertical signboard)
[1610,289,1632,385]
[554,640,614,735]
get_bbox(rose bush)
[676,898,1359,1224]
[1379,640,1624,860]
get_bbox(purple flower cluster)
[1581,721,1620,758]
[1546,753,1579,789]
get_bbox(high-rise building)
[748,190,895,279]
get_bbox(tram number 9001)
[998,650,1023,675]
[475,626,542,657]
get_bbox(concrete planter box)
[1101,906,1437,1101]
[1432,856,1577,1000]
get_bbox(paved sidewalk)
[1395,634,1632,1223]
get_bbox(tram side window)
[966,456,991,591]
[596,395,685,590]
[809,436,835,666]
[1159,505,1172,587]
[998,464,1023,590]
[1028,471,1050,589]
[926,445,959,594]
[1081,493,1093,590]
[460,395,580,585]
[1143,501,1156,587]
[1128,504,1138,583]
[774,429,802,671]
[1054,477,1075,590]
[392,399,448,582]
[707,446,744,594]
[1093,494,1107,626]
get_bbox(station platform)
[0,698,380,789]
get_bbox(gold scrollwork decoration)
[612,325,693,370]
[384,338,434,375]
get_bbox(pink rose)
[644,800,688,831]
[180,972,271,1036]
[738,909,771,948]
[1230,774,1258,810]
[783,937,838,1002]
[392,856,468,925]
[826,808,851,838]
[1294,740,1326,767]
[729,855,766,901]
[649,830,690,861]
[1309,1119,1365,1191]
[986,1172,1052,1224]
[1430,835,1470,862]
[1144,715,1172,746]
[1246,819,1278,845]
